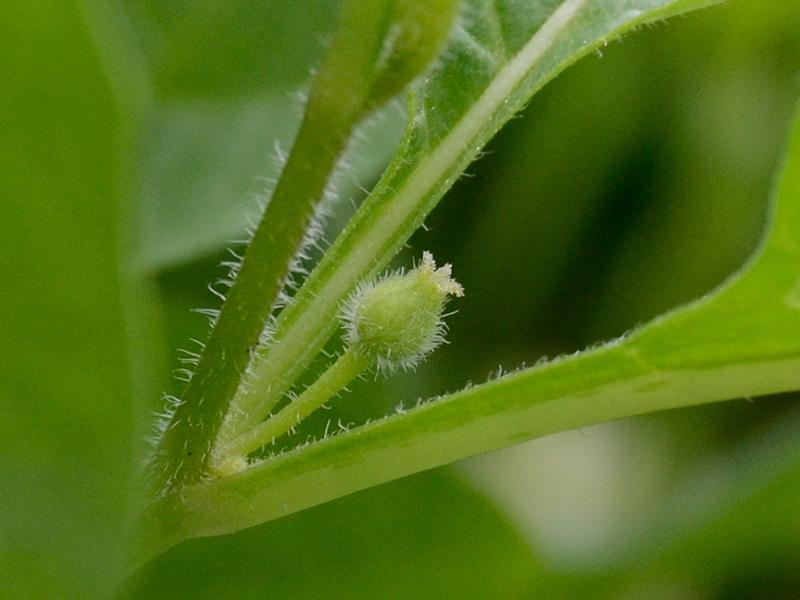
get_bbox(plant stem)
[213,348,370,469]
[160,1,462,487]
[154,0,400,489]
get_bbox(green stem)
[214,348,370,469]
[215,122,417,443]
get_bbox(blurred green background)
[3,1,800,598]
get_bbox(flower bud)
[343,252,463,372]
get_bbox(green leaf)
[0,2,158,596]
[234,0,731,443]
[125,0,407,271]
[554,406,800,595]
[148,95,800,543]
[117,0,410,272]
[633,415,800,592]
[126,470,540,599]
[124,0,351,270]
[135,97,405,271]
[468,405,800,596]
[122,0,341,100]
[136,96,301,270]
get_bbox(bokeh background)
[3,1,800,598]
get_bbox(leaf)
[123,0,346,270]
[554,405,800,595]
[135,97,405,271]
[122,0,341,100]
[118,0,406,271]
[149,95,800,542]
[0,2,158,596]
[632,418,800,593]
[234,0,732,444]
[126,469,540,599]
[121,0,408,271]
[474,404,800,596]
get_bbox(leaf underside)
[142,0,800,551]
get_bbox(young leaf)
[143,0,731,550]
[224,0,729,452]
[148,99,800,544]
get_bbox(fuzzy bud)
[343,252,463,372]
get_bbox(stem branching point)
[209,253,463,475]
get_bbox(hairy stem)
[155,0,422,488]
[213,348,370,470]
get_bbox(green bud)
[343,252,463,372]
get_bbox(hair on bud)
[341,251,463,373]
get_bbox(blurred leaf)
[126,469,539,599]
[136,95,299,269]
[650,455,800,597]
[0,2,157,597]
[472,403,800,598]
[127,0,409,271]
[587,0,800,341]
[136,97,404,271]
[123,0,341,99]
[123,0,344,269]
[152,0,458,491]
[577,403,800,598]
